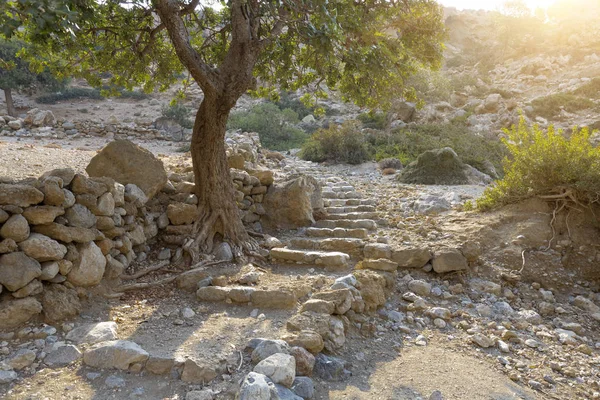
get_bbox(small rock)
[313,354,349,381]
[430,391,444,400]
[66,321,118,345]
[471,333,495,348]
[253,353,296,388]
[251,339,290,363]
[185,389,216,400]
[238,372,274,400]
[44,343,82,367]
[408,279,432,297]
[105,374,126,388]
[9,348,36,370]
[0,370,18,384]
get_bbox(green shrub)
[275,91,312,119]
[228,102,308,151]
[161,102,194,129]
[477,118,600,210]
[358,112,387,130]
[300,120,371,164]
[572,77,600,99]
[368,121,507,175]
[531,93,596,119]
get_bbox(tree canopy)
[0,38,65,115]
[2,0,445,109]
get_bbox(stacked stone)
[0,114,179,142]
[0,169,156,329]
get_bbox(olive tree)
[2,0,445,257]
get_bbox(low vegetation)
[228,102,308,151]
[161,102,193,129]
[477,118,600,210]
[36,86,148,104]
[369,120,506,176]
[531,92,596,119]
[572,77,600,99]
[300,121,370,165]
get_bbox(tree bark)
[4,88,15,117]
[189,93,254,258]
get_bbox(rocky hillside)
[414,1,600,137]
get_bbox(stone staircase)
[269,176,382,272]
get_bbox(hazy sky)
[439,0,556,10]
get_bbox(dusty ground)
[1,134,598,400]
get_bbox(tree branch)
[155,0,222,94]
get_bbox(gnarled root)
[179,208,261,265]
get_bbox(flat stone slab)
[314,219,377,230]
[305,227,368,239]
[270,248,350,268]
[326,212,379,220]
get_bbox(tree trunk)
[189,93,254,259]
[4,88,15,117]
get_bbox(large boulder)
[262,175,323,229]
[86,140,167,199]
[0,297,42,330]
[397,147,471,185]
[67,241,106,286]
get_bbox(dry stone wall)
[0,136,275,331]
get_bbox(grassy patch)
[572,77,600,99]
[531,93,596,119]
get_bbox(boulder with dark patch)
[398,147,472,185]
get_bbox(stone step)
[305,227,369,239]
[326,212,379,220]
[326,205,377,214]
[324,199,376,207]
[196,286,297,309]
[326,186,355,192]
[270,248,350,269]
[322,191,362,199]
[356,258,399,272]
[289,238,365,255]
[315,219,378,230]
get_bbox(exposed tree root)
[113,275,178,292]
[538,187,588,251]
[120,261,170,280]
[112,259,230,294]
